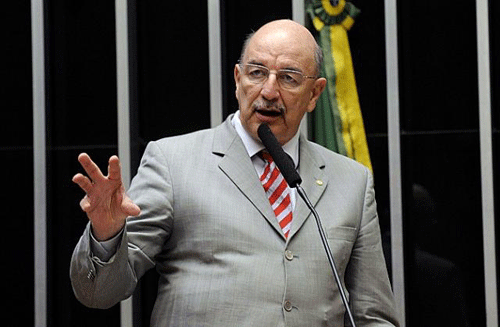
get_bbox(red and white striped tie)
[260,152,293,238]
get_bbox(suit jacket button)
[284,300,293,312]
[284,250,294,261]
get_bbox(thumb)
[121,196,141,217]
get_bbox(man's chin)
[241,116,289,145]
[262,125,292,146]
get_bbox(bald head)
[239,19,323,75]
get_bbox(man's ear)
[307,77,327,112]
[234,64,241,100]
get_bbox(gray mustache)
[253,100,285,113]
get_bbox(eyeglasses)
[238,63,318,90]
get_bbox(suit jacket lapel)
[212,117,284,237]
[288,137,328,239]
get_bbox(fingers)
[74,153,134,220]
[78,153,106,183]
[77,153,123,183]
[107,155,122,181]
[72,173,93,194]
[79,195,92,212]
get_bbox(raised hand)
[72,153,141,241]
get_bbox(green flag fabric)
[306,0,372,172]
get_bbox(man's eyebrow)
[281,66,303,73]
[247,60,265,66]
[246,60,303,73]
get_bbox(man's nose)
[260,73,280,100]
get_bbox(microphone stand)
[257,123,356,326]
[296,184,357,327]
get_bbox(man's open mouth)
[255,108,283,117]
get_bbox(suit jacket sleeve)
[70,141,174,309]
[345,168,399,326]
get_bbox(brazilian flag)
[306,0,372,172]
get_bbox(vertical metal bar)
[115,0,133,326]
[384,0,405,325]
[208,0,223,127]
[292,0,309,138]
[32,0,47,325]
[476,1,498,326]
[292,0,305,24]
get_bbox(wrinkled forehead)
[243,27,317,71]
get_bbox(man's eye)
[280,72,300,85]
[248,68,267,78]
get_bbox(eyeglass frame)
[237,62,320,90]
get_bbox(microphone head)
[257,124,302,188]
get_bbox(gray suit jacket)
[70,115,399,326]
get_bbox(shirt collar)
[231,110,300,168]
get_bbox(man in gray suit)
[71,19,399,326]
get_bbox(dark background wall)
[2,1,33,326]
[397,1,484,326]
[3,0,499,326]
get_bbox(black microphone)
[257,123,357,327]
[257,124,302,187]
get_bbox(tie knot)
[260,151,273,163]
